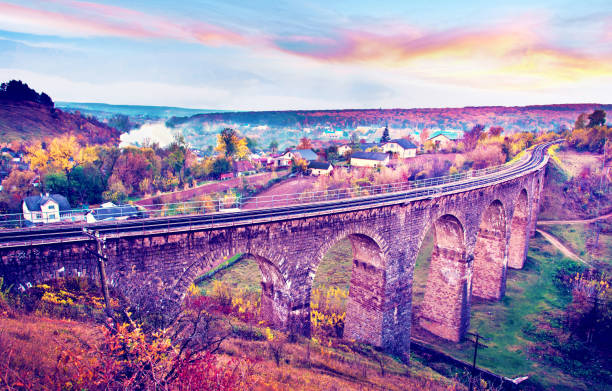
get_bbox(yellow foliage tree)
[215,128,250,160]
[48,135,80,172]
[26,142,50,172]
[26,135,99,174]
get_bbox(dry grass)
[557,150,602,178]
[221,334,459,391]
[0,312,464,391]
[0,314,103,388]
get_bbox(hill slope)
[0,100,120,144]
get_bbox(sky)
[1,0,611,110]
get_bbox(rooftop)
[308,161,332,170]
[23,194,71,212]
[389,139,417,149]
[351,151,389,161]
[429,131,462,140]
[291,149,318,161]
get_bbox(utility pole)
[83,227,113,318]
[466,331,489,391]
[595,137,608,249]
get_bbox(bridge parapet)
[0,143,555,358]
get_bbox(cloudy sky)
[1,0,611,110]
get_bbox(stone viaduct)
[0,160,547,357]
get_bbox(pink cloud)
[0,1,245,45]
[273,20,612,83]
[274,23,541,63]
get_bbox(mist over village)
[0,1,611,390]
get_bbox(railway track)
[0,141,556,248]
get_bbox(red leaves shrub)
[467,144,505,169]
[175,354,252,391]
[50,321,251,390]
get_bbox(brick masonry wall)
[0,168,546,357]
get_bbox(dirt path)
[537,212,612,226]
[134,170,288,206]
[241,176,317,209]
[535,229,588,264]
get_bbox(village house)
[350,151,389,168]
[277,149,318,167]
[428,131,462,149]
[233,160,256,176]
[382,139,418,158]
[308,161,333,176]
[22,193,71,224]
[337,144,352,156]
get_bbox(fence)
[0,150,532,229]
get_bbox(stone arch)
[419,214,470,342]
[472,200,507,300]
[529,173,543,237]
[170,248,289,329]
[508,189,529,269]
[310,228,388,347]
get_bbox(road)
[537,212,612,226]
[0,141,556,248]
[535,229,587,264]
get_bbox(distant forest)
[167,104,612,134]
[0,80,54,107]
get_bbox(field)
[412,234,601,390]
[198,223,608,390]
[537,220,612,272]
[555,150,602,177]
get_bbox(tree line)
[0,80,54,107]
[0,128,253,212]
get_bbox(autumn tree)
[297,137,312,150]
[588,110,606,128]
[26,135,96,175]
[215,128,249,160]
[463,124,485,151]
[211,157,231,178]
[575,113,589,129]
[419,128,430,146]
[165,134,190,186]
[489,126,504,137]
[291,157,308,174]
[0,170,38,212]
[110,147,160,195]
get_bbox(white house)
[337,144,352,156]
[308,161,333,176]
[22,193,71,224]
[428,131,462,149]
[350,151,389,168]
[382,139,417,158]
[279,149,318,166]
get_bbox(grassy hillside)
[0,100,120,144]
[56,101,224,120]
[199,226,609,390]
[0,286,460,390]
[412,234,611,390]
